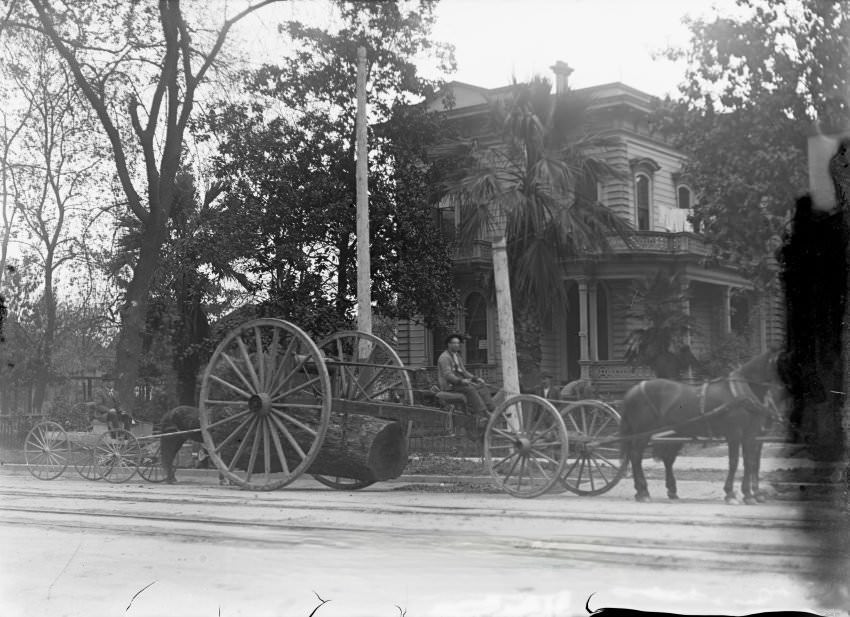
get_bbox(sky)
[234,0,740,99]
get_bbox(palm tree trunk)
[492,237,520,428]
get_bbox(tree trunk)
[213,412,407,482]
[115,224,166,411]
[172,406,408,482]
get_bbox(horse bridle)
[727,371,785,423]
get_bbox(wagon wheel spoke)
[254,326,266,390]
[25,422,69,480]
[267,335,298,395]
[493,449,519,471]
[204,408,252,431]
[262,419,272,483]
[560,401,624,496]
[269,376,323,403]
[226,417,258,472]
[268,419,290,476]
[210,372,253,400]
[515,455,528,490]
[268,410,308,461]
[243,419,263,484]
[529,455,552,481]
[270,407,319,437]
[235,337,262,393]
[212,414,255,455]
[529,448,562,468]
[318,331,413,406]
[219,352,256,395]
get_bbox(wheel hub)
[513,436,533,454]
[248,393,272,416]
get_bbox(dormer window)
[677,186,692,210]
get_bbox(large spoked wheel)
[558,400,626,496]
[137,440,167,483]
[199,318,333,491]
[311,330,411,490]
[484,395,568,498]
[95,429,141,483]
[318,331,413,405]
[312,475,374,490]
[24,421,69,480]
[73,446,102,481]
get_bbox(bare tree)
[5,33,105,412]
[2,0,280,408]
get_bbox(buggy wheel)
[312,475,375,490]
[199,319,332,491]
[24,421,69,480]
[138,441,167,483]
[318,331,414,405]
[95,429,141,483]
[73,447,102,480]
[484,395,568,498]
[559,400,626,496]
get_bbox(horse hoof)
[725,496,740,505]
[755,494,767,503]
[743,496,759,505]
[166,478,176,485]
[668,493,679,500]
[635,494,651,503]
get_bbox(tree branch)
[27,0,147,223]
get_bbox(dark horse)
[620,350,787,504]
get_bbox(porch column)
[681,279,693,380]
[722,286,732,334]
[578,279,590,379]
[588,280,599,361]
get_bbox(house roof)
[427,79,664,118]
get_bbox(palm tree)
[623,270,697,379]
[438,77,633,392]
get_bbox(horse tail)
[619,384,639,468]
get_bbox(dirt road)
[0,471,845,617]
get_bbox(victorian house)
[395,64,784,396]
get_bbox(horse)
[158,405,229,485]
[619,349,787,504]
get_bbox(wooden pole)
[356,46,372,349]
[492,236,520,429]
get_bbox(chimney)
[550,61,574,94]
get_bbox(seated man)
[436,334,496,416]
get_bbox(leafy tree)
[659,0,850,287]
[203,0,458,334]
[1,0,282,410]
[438,77,633,379]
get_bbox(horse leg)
[724,431,741,504]
[752,441,767,502]
[741,434,763,505]
[630,437,651,502]
[656,442,682,500]
[160,434,187,484]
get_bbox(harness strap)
[728,372,775,419]
[638,380,663,420]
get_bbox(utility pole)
[356,46,372,355]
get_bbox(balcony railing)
[606,230,709,256]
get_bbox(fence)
[0,415,40,449]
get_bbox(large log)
[164,406,407,483]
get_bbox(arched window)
[636,174,650,230]
[677,186,692,210]
[464,292,488,364]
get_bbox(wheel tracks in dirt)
[0,501,830,577]
[0,483,839,533]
